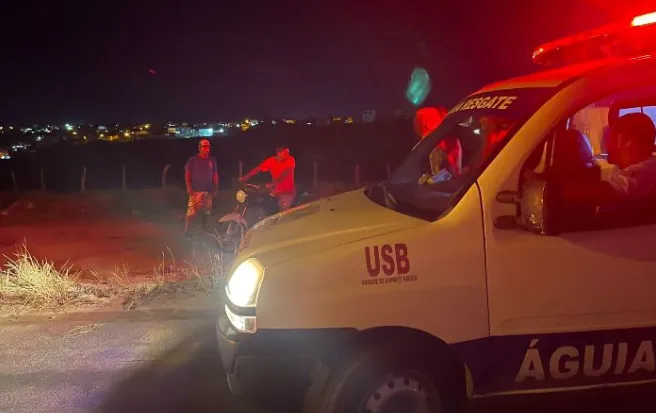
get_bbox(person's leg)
[185,194,198,236]
[277,193,294,211]
[200,192,212,232]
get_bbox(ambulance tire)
[303,342,468,413]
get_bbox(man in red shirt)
[240,146,296,210]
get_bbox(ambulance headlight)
[226,258,264,308]
[236,190,247,203]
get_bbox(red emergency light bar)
[533,11,656,67]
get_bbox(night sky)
[0,0,653,124]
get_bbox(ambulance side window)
[557,83,656,230]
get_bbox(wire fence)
[1,160,395,193]
[0,121,416,193]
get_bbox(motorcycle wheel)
[216,221,245,253]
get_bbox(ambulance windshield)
[368,87,557,221]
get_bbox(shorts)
[186,192,213,217]
[276,193,295,210]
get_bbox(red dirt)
[0,191,201,283]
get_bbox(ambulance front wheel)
[303,343,468,413]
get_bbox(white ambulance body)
[218,12,656,413]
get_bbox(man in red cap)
[414,107,463,179]
[184,139,219,236]
[240,146,296,210]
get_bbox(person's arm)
[212,159,219,194]
[184,159,193,195]
[241,160,266,182]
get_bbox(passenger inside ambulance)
[413,110,516,186]
[552,112,656,229]
[413,106,463,183]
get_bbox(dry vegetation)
[0,241,225,314]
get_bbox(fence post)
[121,165,127,190]
[10,169,18,193]
[40,167,46,191]
[161,164,171,189]
[313,161,318,188]
[386,164,392,180]
[354,164,361,186]
[238,160,243,177]
[80,166,87,192]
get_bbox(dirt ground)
[0,183,352,284]
[0,190,227,282]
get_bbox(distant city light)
[72,131,78,135]
[65,124,73,131]
[473,128,481,135]
[36,136,43,141]
[218,127,225,133]
[199,128,213,137]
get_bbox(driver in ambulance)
[562,112,656,205]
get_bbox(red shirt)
[434,138,463,175]
[260,156,296,194]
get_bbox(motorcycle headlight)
[236,190,247,203]
[226,258,264,307]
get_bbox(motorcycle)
[216,183,315,252]
[216,183,277,251]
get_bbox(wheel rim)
[361,373,439,413]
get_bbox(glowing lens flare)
[406,67,431,107]
[632,12,656,27]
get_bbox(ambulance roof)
[475,57,628,94]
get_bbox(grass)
[0,241,226,313]
[0,244,80,309]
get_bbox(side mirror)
[497,190,521,205]
[494,178,554,235]
[518,178,551,235]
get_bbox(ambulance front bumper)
[217,312,355,396]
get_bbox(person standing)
[184,139,219,236]
[239,146,296,210]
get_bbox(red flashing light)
[533,11,656,67]
[633,12,656,27]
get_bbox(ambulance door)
[485,80,656,337]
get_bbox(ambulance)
[218,12,656,413]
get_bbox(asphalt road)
[1,300,656,413]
